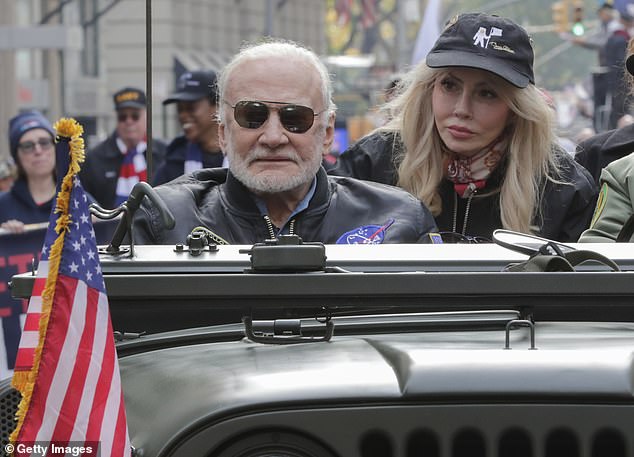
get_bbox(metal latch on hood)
[243,316,334,344]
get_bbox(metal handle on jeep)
[504,319,537,350]
[91,181,175,256]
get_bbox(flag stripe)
[111,391,131,457]
[26,297,43,313]
[23,313,41,332]
[15,329,38,347]
[13,262,48,373]
[96,303,130,456]
[31,276,84,443]
[49,283,98,442]
[17,275,76,442]
[13,348,35,372]
[70,291,108,441]
[84,315,116,442]
[97,362,121,456]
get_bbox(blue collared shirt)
[253,177,317,236]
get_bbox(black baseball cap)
[113,87,147,110]
[426,13,535,88]
[163,70,218,105]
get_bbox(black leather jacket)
[133,167,437,245]
[331,132,597,242]
[575,123,634,186]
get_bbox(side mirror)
[492,229,576,257]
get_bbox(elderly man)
[133,40,436,245]
[80,87,167,208]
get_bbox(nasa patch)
[336,219,395,245]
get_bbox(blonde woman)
[331,13,597,242]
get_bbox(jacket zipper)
[263,215,296,239]
[452,185,477,235]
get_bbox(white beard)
[225,130,324,194]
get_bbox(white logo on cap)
[473,26,503,48]
[178,72,202,90]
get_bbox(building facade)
[1,0,327,157]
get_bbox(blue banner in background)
[613,0,634,15]
[0,219,117,378]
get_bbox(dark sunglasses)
[117,112,141,122]
[438,231,492,244]
[17,137,54,154]
[226,100,323,134]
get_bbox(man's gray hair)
[217,38,336,124]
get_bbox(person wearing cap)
[579,36,634,243]
[132,39,437,245]
[331,12,596,243]
[79,87,167,209]
[153,70,224,185]
[576,34,634,185]
[0,111,56,234]
[564,1,621,132]
[603,9,634,130]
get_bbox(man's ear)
[322,112,335,153]
[218,122,227,151]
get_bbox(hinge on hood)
[243,316,334,344]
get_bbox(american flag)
[11,119,131,457]
[360,0,376,29]
[335,0,353,26]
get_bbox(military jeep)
[2,231,634,457]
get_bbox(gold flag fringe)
[10,118,85,444]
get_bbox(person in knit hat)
[0,111,56,234]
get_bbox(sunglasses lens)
[38,138,54,148]
[234,101,269,129]
[118,112,140,122]
[232,101,316,133]
[279,105,315,133]
[18,138,54,153]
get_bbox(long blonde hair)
[378,64,562,234]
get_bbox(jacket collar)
[596,124,634,155]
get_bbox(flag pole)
[145,0,153,181]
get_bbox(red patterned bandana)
[115,137,147,206]
[445,138,507,198]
